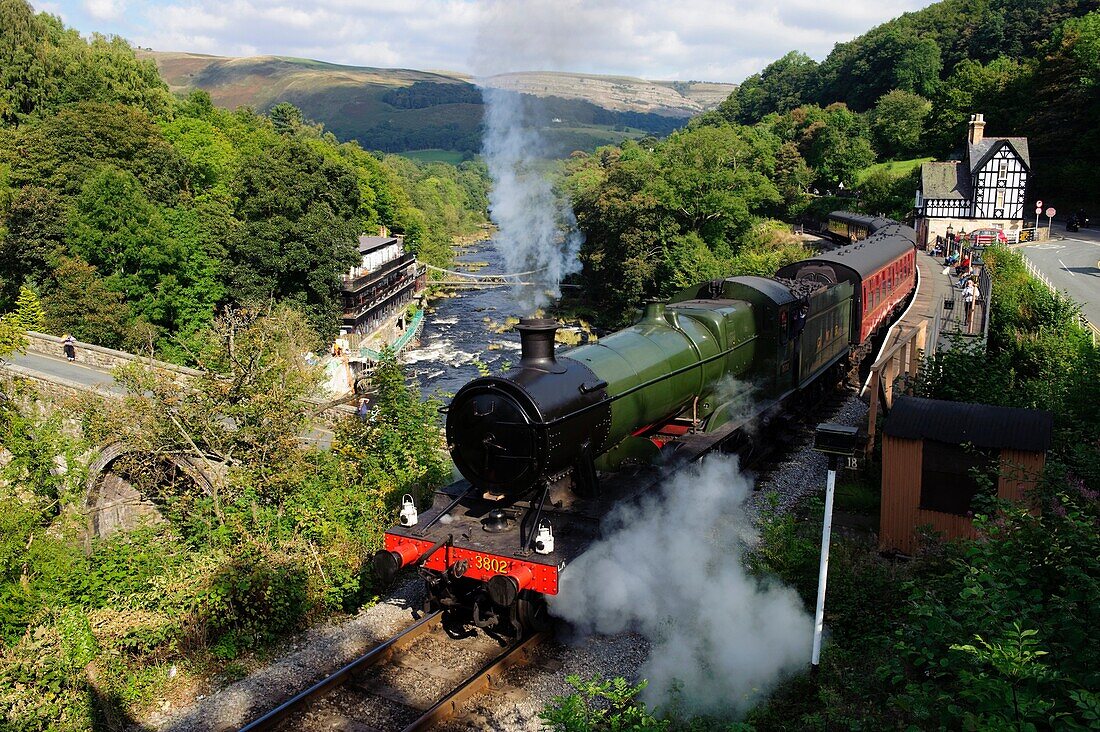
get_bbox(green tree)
[268,101,305,136]
[333,351,449,506]
[773,104,876,187]
[858,167,919,220]
[41,256,128,347]
[7,102,183,202]
[10,285,44,332]
[869,90,932,158]
[0,0,52,125]
[735,51,820,123]
[228,139,361,336]
[0,185,65,307]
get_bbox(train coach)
[778,222,916,343]
[825,210,895,246]
[374,219,917,635]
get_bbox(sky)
[32,0,930,82]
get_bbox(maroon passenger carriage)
[777,221,916,345]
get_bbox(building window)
[920,440,994,515]
[996,190,1005,208]
[998,161,1008,181]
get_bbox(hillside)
[139,51,736,155]
[719,0,1100,209]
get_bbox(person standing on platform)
[963,279,980,332]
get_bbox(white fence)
[1020,255,1100,344]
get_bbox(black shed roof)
[884,396,1053,452]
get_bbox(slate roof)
[357,235,400,255]
[884,396,1053,453]
[969,137,1030,172]
[920,161,971,200]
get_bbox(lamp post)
[810,423,859,674]
[946,223,955,257]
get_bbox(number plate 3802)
[473,554,510,574]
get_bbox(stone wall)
[25,331,201,378]
[20,331,355,424]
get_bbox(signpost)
[810,424,859,675]
[1035,200,1043,231]
[1046,206,1056,238]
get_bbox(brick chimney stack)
[968,113,986,145]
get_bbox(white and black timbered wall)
[923,198,971,218]
[973,145,1027,220]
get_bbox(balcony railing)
[341,252,415,293]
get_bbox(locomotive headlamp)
[398,494,418,527]
[534,521,555,555]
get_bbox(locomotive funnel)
[516,318,563,372]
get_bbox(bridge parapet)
[24,331,201,378]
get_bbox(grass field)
[855,157,933,185]
[399,149,473,164]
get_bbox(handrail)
[357,309,425,362]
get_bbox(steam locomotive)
[374,214,916,633]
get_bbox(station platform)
[881,249,980,357]
[864,249,975,445]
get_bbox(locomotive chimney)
[516,318,560,370]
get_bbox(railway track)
[240,611,546,732]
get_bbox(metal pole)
[811,454,839,669]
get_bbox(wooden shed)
[879,395,1053,554]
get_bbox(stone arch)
[84,442,222,540]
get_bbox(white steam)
[474,4,584,312]
[549,455,811,717]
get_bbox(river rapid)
[400,239,533,399]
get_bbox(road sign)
[1046,207,1056,218]
[1035,206,1042,215]
[1036,200,1043,207]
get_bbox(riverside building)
[340,233,426,339]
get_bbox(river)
[400,240,530,398]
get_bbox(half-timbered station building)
[913,113,1030,248]
[340,233,426,336]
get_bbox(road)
[2,349,335,447]
[5,349,125,395]
[1019,222,1100,328]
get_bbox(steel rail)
[401,632,547,732]
[238,610,444,732]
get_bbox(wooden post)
[899,342,910,393]
[866,368,881,448]
[909,324,925,386]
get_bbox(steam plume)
[474,4,584,312]
[548,455,811,717]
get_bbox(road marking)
[1059,259,1076,277]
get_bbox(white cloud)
[42,0,932,82]
[83,0,125,20]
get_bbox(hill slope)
[140,51,735,155]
